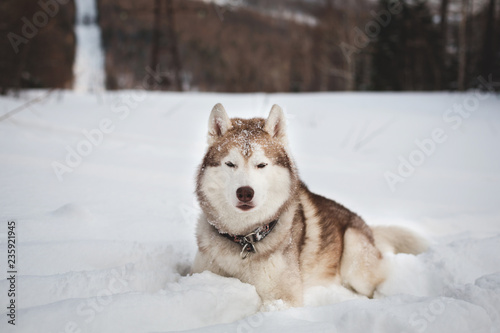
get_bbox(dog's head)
[196,104,299,235]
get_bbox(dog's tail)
[372,225,428,255]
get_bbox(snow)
[201,0,317,26]
[0,90,499,332]
[73,0,105,93]
[266,9,318,26]
[202,0,245,7]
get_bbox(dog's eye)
[257,163,267,169]
[225,162,236,168]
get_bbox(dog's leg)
[190,252,207,274]
[251,253,304,308]
[340,228,387,297]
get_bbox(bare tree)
[150,1,161,69]
[481,0,497,78]
[439,0,449,89]
[148,0,183,91]
[318,0,368,91]
[458,0,469,91]
[165,0,183,91]
[149,0,162,89]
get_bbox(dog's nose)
[236,186,254,202]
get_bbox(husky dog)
[191,104,427,307]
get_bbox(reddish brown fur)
[201,117,291,169]
[294,182,376,281]
[192,106,426,306]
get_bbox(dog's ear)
[208,103,232,145]
[264,104,287,145]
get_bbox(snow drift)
[0,90,499,332]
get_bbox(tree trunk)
[458,0,469,91]
[481,0,497,78]
[149,0,162,90]
[439,0,449,89]
[166,0,183,91]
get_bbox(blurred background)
[0,0,499,94]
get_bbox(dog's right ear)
[264,104,287,145]
[208,103,232,145]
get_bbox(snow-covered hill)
[0,90,499,332]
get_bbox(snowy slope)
[73,0,105,92]
[0,90,499,332]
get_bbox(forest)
[0,0,499,93]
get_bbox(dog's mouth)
[237,203,255,211]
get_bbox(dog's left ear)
[264,104,287,145]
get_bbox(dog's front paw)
[260,299,290,312]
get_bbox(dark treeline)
[312,0,499,91]
[0,0,76,93]
[1,0,499,93]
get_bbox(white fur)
[192,203,303,307]
[200,146,292,234]
[340,228,387,297]
[193,104,429,307]
[372,225,429,255]
[264,105,288,146]
[208,103,232,145]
